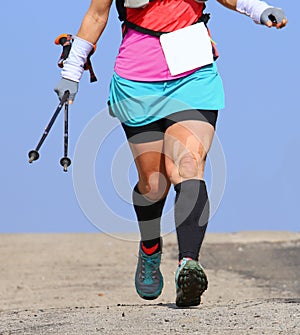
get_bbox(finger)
[272,15,287,28]
[68,100,73,105]
[265,20,273,27]
[272,19,287,29]
[277,18,288,29]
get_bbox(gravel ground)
[0,232,299,334]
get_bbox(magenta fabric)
[114,28,199,81]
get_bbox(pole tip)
[60,157,71,172]
[28,150,39,164]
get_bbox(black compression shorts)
[121,109,218,144]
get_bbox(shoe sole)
[176,261,208,307]
[138,292,162,300]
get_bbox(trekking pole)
[60,102,71,172]
[28,90,70,164]
[28,34,97,169]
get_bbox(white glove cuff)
[236,0,272,24]
[61,36,94,83]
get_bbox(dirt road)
[0,232,299,334]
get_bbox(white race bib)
[160,22,214,76]
[124,0,149,8]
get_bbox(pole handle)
[55,33,97,82]
[55,34,73,68]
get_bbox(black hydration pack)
[115,0,210,37]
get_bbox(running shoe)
[175,258,208,307]
[135,243,163,300]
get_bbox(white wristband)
[236,0,272,24]
[61,36,94,83]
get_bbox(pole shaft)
[34,91,70,152]
[63,102,69,158]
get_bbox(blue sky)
[0,1,298,234]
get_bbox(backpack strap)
[116,0,127,21]
[123,12,210,37]
[116,0,210,38]
[123,20,166,37]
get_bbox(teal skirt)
[109,63,225,127]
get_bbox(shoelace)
[141,253,160,281]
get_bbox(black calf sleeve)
[174,179,209,261]
[132,184,166,244]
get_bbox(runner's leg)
[164,119,215,306]
[164,119,215,260]
[128,139,170,299]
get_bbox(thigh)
[164,120,215,184]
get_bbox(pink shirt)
[114,28,197,82]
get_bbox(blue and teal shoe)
[175,258,208,307]
[135,244,163,300]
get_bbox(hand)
[54,78,78,104]
[260,8,288,29]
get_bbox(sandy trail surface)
[0,232,299,334]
